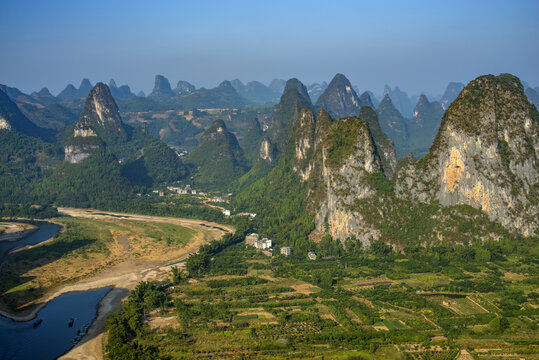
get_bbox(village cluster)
[244,233,317,260]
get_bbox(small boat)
[68,318,74,327]
[32,319,43,328]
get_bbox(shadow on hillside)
[0,237,97,309]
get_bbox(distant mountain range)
[2,74,537,161]
[0,71,537,241]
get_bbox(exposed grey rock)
[315,74,363,119]
[259,136,276,163]
[396,74,538,236]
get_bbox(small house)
[280,246,291,256]
[308,251,317,260]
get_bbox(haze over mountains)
[2,72,538,164]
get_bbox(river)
[0,287,112,360]
[0,221,62,263]
[0,220,112,360]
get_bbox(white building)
[223,209,231,216]
[308,251,317,260]
[280,246,291,256]
[254,238,272,250]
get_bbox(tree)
[171,266,186,284]
[489,316,509,333]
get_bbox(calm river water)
[0,221,112,360]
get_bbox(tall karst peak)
[109,79,118,88]
[412,94,444,127]
[396,73,538,236]
[282,78,311,102]
[315,73,362,120]
[267,78,313,153]
[74,82,126,141]
[230,79,245,93]
[384,85,414,117]
[149,75,175,99]
[36,87,53,97]
[359,91,375,109]
[78,78,93,97]
[377,94,408,143]
[241,117,264,165]
[57,84,78,100]
[188,119,247,189]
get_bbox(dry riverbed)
[1,208,233,360]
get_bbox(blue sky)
[1,0,538,97]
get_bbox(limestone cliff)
[65,83,126,163]
[359,106,397,178]
[267,78,313,154]
[315,74,362,120]
[396,74,538,236]
[287,107,383,243]
[313,116,382,243]
[259,136,276,163]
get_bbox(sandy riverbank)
[0,222,38,242]
[1,208,233,360]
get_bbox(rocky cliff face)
[396,74,538,236]
[281,106,382,243]
[359,106,397,178]
[315,74,362,120]
[313,116,382,243]
[75,83,127,141]
[259,136,276,163]
[267,78,313,154]
[65,83,126,163]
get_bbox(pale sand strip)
[0,208,232,360]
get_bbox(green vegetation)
[105,229,539,359]
[187,120,248,191]
[324,117,370,168]
[0,217,196,310]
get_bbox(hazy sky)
[1,0,538,97]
